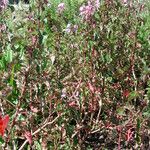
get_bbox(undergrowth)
[0,0,150,149]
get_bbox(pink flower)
[79,4,95,20]
[123,0,128,3]
[0,24,6,32]
[0,0,8,11]
[122,0,128,6]
[88,0,100,9]
[95,0,100,9]
[79,0,100,21]
[57,3,65,13]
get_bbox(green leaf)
[18,114,25,121]
[0,137,4,144]
[0,60,5,70]
[10,65,15,86]
[143,111,150,117]
[4,45,13,63]
[128,91,139,101]
[116,107,125,116]
[136,118,141,131]
[34,141,42,150]
[136,118,141,143]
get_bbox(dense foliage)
[0,0,150,149]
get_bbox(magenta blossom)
[79,0,100,21]
[0,24,6,32]
[95,0,100,9]
[123,0,128,3]
[0,0,8,11]
[79,4,95,20]
[57,3,65,14]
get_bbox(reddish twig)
[18,114,63,150]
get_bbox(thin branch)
[4,66,30,149]
[18,114,63,150]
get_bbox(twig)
[4,66,30,149]
[18,114,63,150]
[0,98,4,115]
[95,98,102,124]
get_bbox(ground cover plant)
[0,0,150,149]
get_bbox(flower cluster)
[0,0,8,11]
[57,3,65,14]
[79,0,100,20]
[0,24,6,32]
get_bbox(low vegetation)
[0,0,150,149]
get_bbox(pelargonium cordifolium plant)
[0,0,150,149]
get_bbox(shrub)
[0,0,150,149]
